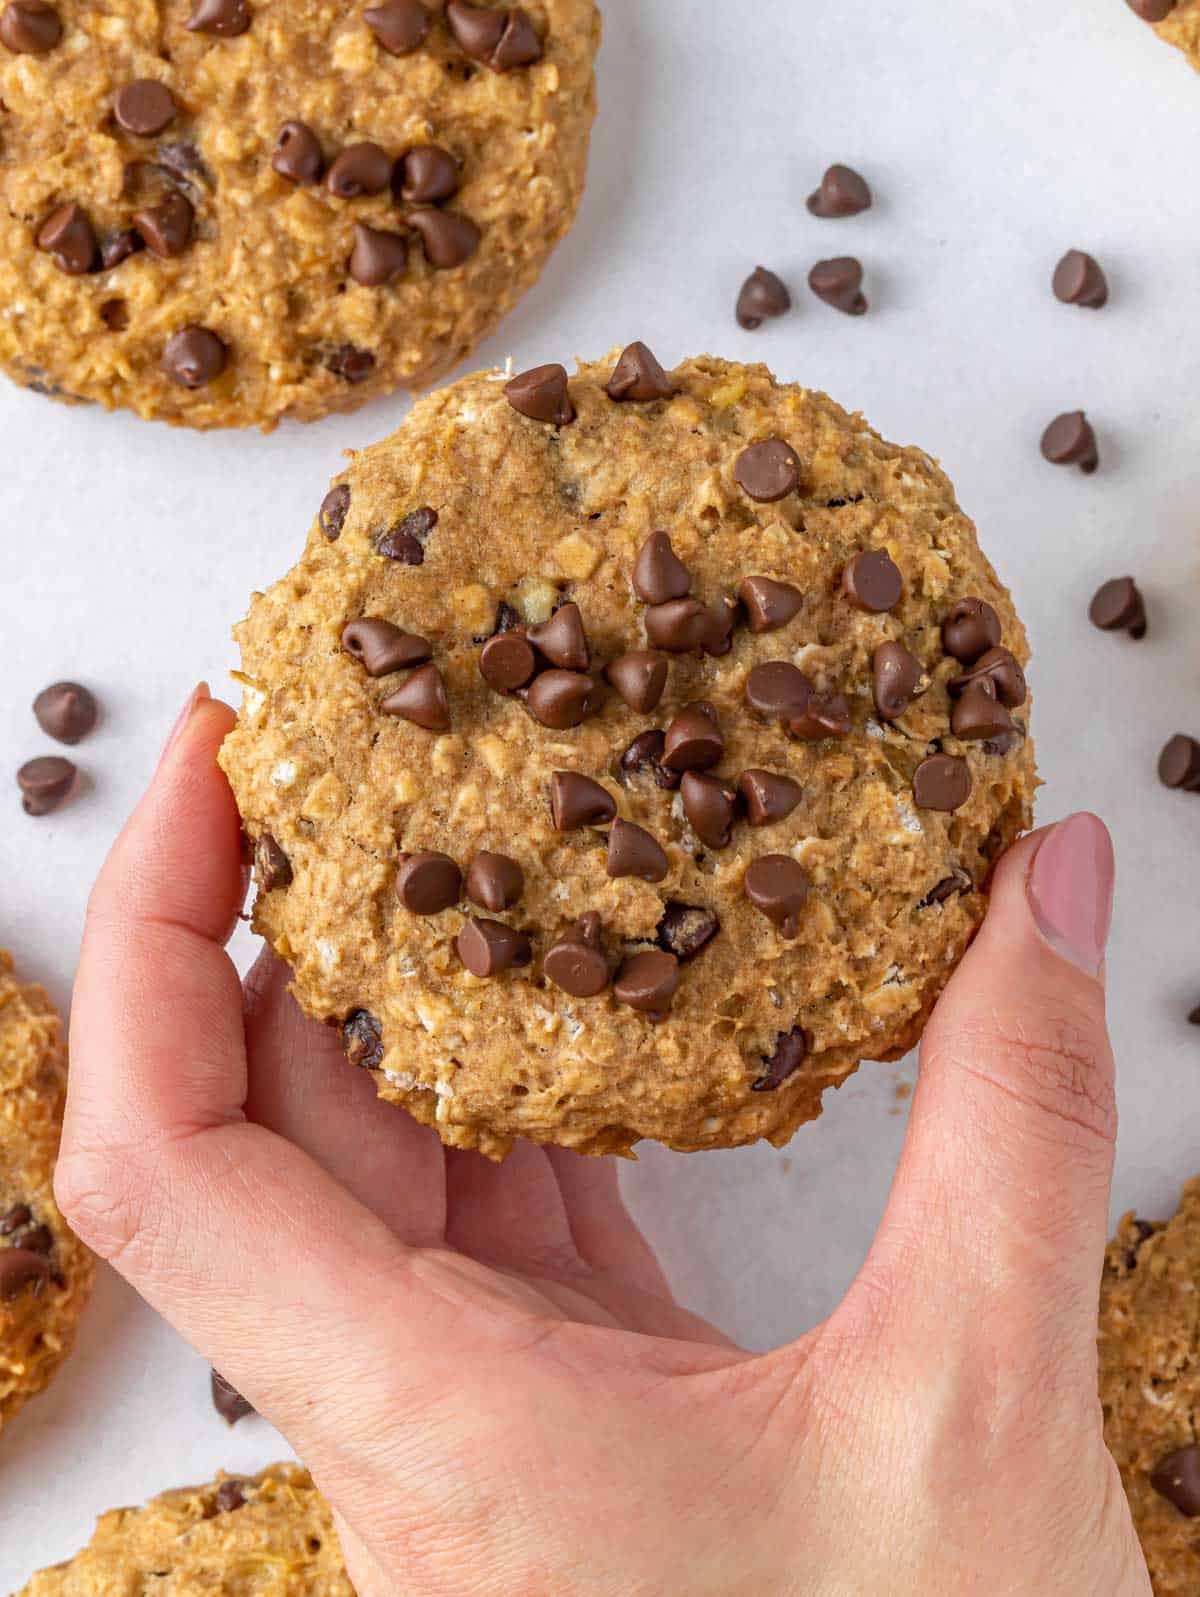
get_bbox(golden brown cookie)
[0,0,598,429]
[219,348,1036,1159]
[1127,0,1200,70]
[0,948,92,1435]
[1101,1177,1200,1596]
[16,1464,352,1595]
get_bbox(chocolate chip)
[447,0,539,68]
[465,851,524,912]
[872,641,923,721]
[744,855,810,937]
[326,142,393,199]
[656,902,719,961]
[1151,1447,1200,1517]
[1121,1218,1157,1273]
[736,266,791,330]
[408,208,480,267]
[490,6,541,69]
[1158,734,1200,791]
[605,341,676,402]
[325,344,375,383]
[349,222,408,286]
[210,1369,254,1424]
[680,771,738,850]
[528,602,588,669]
[662,701,723,771]
[738,769,802,826]
[33,682,97,745]
[1089,576,1146,639]
[618,730,679,790]
[1052,249,1108,309]
[254,833,292,892]
[272,120,324,184]
[319,484,350,541]
[12,1223,49,1253]
[808,256,867,315]
[1041,410,1098,473]
[490,600,523,635]
[942,596,1001,663]
[186,0,250,34]
[843,549,902,613]
[918,867,972,909]
[163,326,227,388]
[526,670,597,729]
[0,1,60,53]
[1189,1005,1200,1025]
[157,140,213,190]
[99,229,142,270]
[364,0,431,53]
[134,191,194,257]
[788,690,851,741]
[36,203,97,276]
[950,679,1013,742]
[645,597,716,654]
[342,619,431,675]
[551,771,615,830]
[751,1027,808,1091]
[544,918,608,998]
[605,651,668,713]
[480,632,536,691]
[704,594,740,658]
[0,1205,31,1235]
[380,664,450,730]
[949,646,1026,708]
[214,1480,247,1514]
[614,950,678,1017]
[746,661,811,722]
[806,164,872,218]
[1127,0,1176,20]
[17,755,76,816]
[398,144,459,204]
[457,917,531,977]
[738,575,802,633]
[912,754,972,812]
[503,362,574,425]
[114,79,176,136]
[0,1248,50,1300]
[396,850,461,913]
[606,818,668,882]
[342,1009,383,1068]
[733,439,802,502]
[377,506,436,563]
[633,530,690,605]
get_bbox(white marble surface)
[4,0,1200,1584]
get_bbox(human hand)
[57,686,1151,1596]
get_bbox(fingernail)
[1027,812,1114,977]
[161,682,210,762]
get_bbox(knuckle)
[54,1143,150,1266]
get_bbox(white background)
[3,0,1200,1583]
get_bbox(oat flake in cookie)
[220,349,1035,1159]
[0,0,598,429]
[0,948,93,1436]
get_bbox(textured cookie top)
[220,349,1035,1158]
[18,1464,351,1594]
[0,0,598,427]
[1101,1178,1200,1597]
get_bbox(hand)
[57,686,1151,1596]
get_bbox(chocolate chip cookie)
[1101,1177,1200,1595]
[0,948,92,1435]
[0,0,598,429]
[219,348,1036,1159]
[1126,0,1200,69]
[16,1464,351,1595]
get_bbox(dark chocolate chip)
[490,6,541,69]
[606,818,668,882]
[680,771,738,850]
[950,679,1014,742]
[746,661,811,722]
[0,1,60,53]
[342,1009,383,1068]
[543,918,608,997]
[1041,410,1098,473]
[162,326,227,388]
[457,917,531,977]
[376,505,436,562]
[807,164,872,218]
[1159,734,1200,792]
[872,641,923,721]
[843,548,902,613]
[662,701,723,771]
[738,769,802,826]
[210,1368,254,1424]
[33,682,97,745]
[214,1480,247,1514]
[605,651,668,713]
[445,0,504,60]
[618,730,679,790]
[99,229,142,270]
[272,121,324,184]
[490,600,523,635]
[326,142,393,199]
[1089,576,1146,639]
[744,855,810,938]
[342,618,431,675]
[380,664,450,730]
[0,1248,50,1300]
[319,483,350,540]
[942,596,1001,663]
[349,222,408,286]
[408,208,480,267]
[633,530,690,605]
[788,690,851,741]
[325,344,375,383]
[912,754,972,812]
[465,851,524,911]
[156,140,213,190]
[134,191,194,257]
[186,0,250,35]
[18,1223,50,1253]
[1189,1005,1200,1025]
[949,646,1026,708]
[645,596,716,654]
[17,755,76,816]
[526,670,597,729]
[656,902,719,961]
[614,950,678,1016]
[503,362,574,425]
[550,771,615,830]
[0,1204,31,1235]
[808,256,867,314]
[605,341,676,402]
[364,0,431,54]
[396,850,462,913]
[114,79,176,136]
[703,594,740,658]
[480,631,536,691]
[1151,1447,1200,1517]
[751,1027,808,1091]
[918,867,972,909]
[738,575,802,633]
[528,602,588,669]
[36,203,98,276]
[733,439,802,502]
[736,266,791,330]
[398,144,459,204]
[254,833,292,892]
[1053,250,1108,309]
[1127,0,1176,20]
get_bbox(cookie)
[220,348,1035,1159]
[17,1464,352,1595]
[1128,0,1200,70]
[0,948,92,1435]
[1100,1177,1200,1596]
[0,0,598,429]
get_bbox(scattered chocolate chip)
[942,596,1001,663]
[342,1009,383,1068]
[364,0,431,53]
[99,229,142,270]
[1089,576,1146,639]
[949,646,1026,708]
[134,191,194,257]
[210,1369,254,1424]
[543,917,608,997]
[503,362,574,425]
[751,1027,808,1091]
[342,618,430,675]
[872,641,923,721]
[618,730,679,790]
[319,483,350,541]
[447,0,540,68]
[480,632,536,691]
[33,682,97,745]
[614,950,678,1016]
[272,120,324,184]
[1127,0,1176,20]
[325,344,375,383]
[808,256,867,315]
[457,916,531,977]
[605,341,676,402]
[1053,249,1108,309]
[18,1225,51,1253]
[807,163,872,218]
[656,902,719,961]
[36,203,97,276]
[396,850,462,913]
[605,651,668,713]
[733,438,802,502]
[186,0,250,34]
[0,1248,50,1300]
[376,506,436,563]
[744,855,810,937]
[746,661,811,722]
[408,208,480,267]
[528,602,588,669]
[950,679,1014,742]
[633,530,690,605]
[918,867,972,909]
[1121,1218,1157,1272]
[326,142,393,199]
[17,755,76,816]
[1189,1005,1200,1026]
[606,818,668,882]
[1159,734,1200,792]
[551,771,615,830]
[490,600,523,636]
[490,5,541,69]
[254,833,292,892]
[736,266,791,330]
[114,79,176,136]
[156,140,213,190]
[465,851,524,912]
[162,326,227,388]
[842,548,902,613]
[1151,1447,1200,1517]
[380,664,450,730]
[738,769,802,826]
[349,222,408,286]
[912,753,972,812]
[398,144,459,204]
[0,1,60,53]
[681,771,738,850]
[789,690,851,741]
[704,594,740,657]
[662,701,723,771]
[738,575,802,633]
[1041,410,1098,473]
[526,670,597,729]
[214,1480,247,1514]
[0,1204,31,1234]
[645,596,715,654]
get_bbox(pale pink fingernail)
[161,682,210,763]
[1027,812,1114,977]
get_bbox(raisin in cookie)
[1126,0,1200,69]
[220,348,1036,1159]
[16,1464,351,1595]
[0,0,598,429]
[1101,1177,1200,1596]
[0,948,93,1435]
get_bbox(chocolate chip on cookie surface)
[220,349,1034,1159]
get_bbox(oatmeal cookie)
[1126,0,1200,70]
